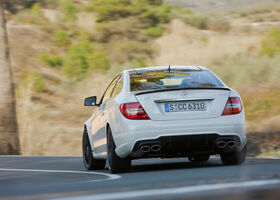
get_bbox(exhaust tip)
[151,144,161,152]
[216,141,227,148]
[140,145,150,153]
[227,141,236,148]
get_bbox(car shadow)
[128,158,224,173]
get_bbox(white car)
[83,66,246,173]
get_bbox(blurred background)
[1,0,280,157]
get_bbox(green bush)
[184,14,208,29]
[63,41,110,80]
[182,14,230,32]
[59,1,78,20]
[23,72,45,93]
[94,17,145,42]
[53,29,70,47]
[173,5,194,15]
[90,0,134,22]
[89,0,171,25]
[260,28,280,57]
[144,24,163,37]
[33,74,45,92]
[88,53,110,70]
[39,54,63,67]
[29,3,42,15]
[140,2,172,25]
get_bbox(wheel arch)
[84,119,94,151]
[106,123,111,137]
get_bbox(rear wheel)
[220,145,246,165]
[188,154,210,163]
[107,127,131,173]
[82,129,106,170]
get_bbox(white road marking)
[50,179,280,200]
[0,168,121,182]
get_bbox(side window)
[101,75,119,103]
[111,76,123,98]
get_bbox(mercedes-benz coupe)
[82,66,246,173]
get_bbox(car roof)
[123,66,208,74]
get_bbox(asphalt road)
[0,156,280,200]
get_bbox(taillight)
[222,97,242,115]
[120,102,150,120]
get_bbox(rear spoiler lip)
[135,87,230,96]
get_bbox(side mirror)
[84,96,97,106]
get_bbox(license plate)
[165,101,206,112]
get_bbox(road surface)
[0,156,280,200]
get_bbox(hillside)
[166,0,280,12]
[4,0,280,157]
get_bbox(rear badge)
[181,91,188,97]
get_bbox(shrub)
[59,1,78,20]
[140,2,172,25]
[144,24,163,37]
[182,14,230,32]
[29,3,42,15]
[23,72,45,93]
[173,5,194,15]
[53,29,70,47]
[260,28,280,57]
[88,53,110,70]
[94,17,145,42]
[33,73,45,92]
[63,42,92,80]
[91,0,134,22]
[39,54,63,67]
[63,42,110,80]
[184,14,209,29]
[89,0,171,25]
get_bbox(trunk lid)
[135,88,230,121]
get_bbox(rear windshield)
[130,69,224,92]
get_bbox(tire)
[220,145,246,165]
[188,154,210,163]
[82,129,106,170]
[107,127,131,173]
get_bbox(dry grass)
[155,19,260,67]
[17,72,110,155]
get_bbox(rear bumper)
[131,134,244,158]
[112,113,246,158]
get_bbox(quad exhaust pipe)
[140,145,150,153]
[140,144,161,153]
[151,144,161,152]
[216,140,237,148]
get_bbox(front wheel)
[220,145,246,165]
[82,129,106,170]
[107,127,131,173]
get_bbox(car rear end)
[112,66,246,160]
